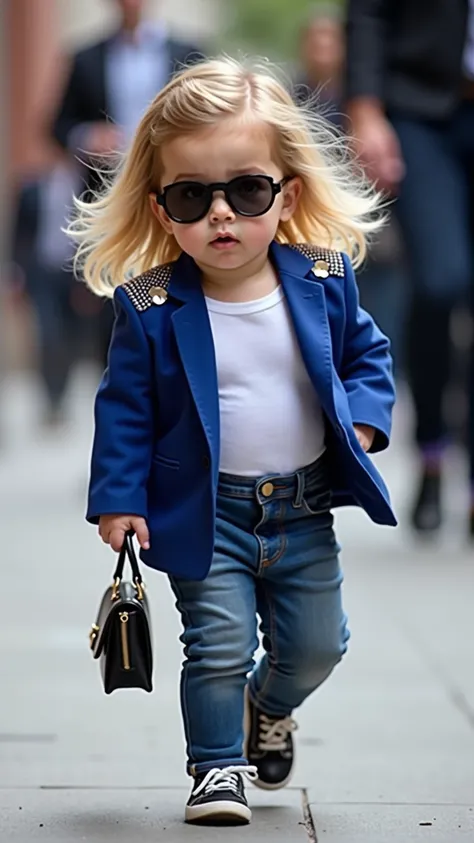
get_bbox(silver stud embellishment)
[312,259,329,279]
[149,285,168,306]
[289,245,345,278]
[123,262,173,311]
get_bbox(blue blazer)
[87,242,397,580]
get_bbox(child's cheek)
[249,216,279,248]
[172,223,203,255]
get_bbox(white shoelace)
[194,765,258,798]
[258,715,298,752]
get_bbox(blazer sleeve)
[345,0,390,102]
[86,287,155,523]
[340,253,395,453]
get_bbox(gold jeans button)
[261,482,274,497]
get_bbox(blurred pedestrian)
[296,5,405,373]
[346,0,474,538]
[71,57,395,824]
[296,3,345,127]
[11,159,86,427]
[51,0,202,365]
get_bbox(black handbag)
[89,532,153,694]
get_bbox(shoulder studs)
[312,259,330,279]
[123,262,174,312]
[289,244,345,278]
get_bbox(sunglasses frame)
[155,174,292,224]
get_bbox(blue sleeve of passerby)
[86,287,154,523]
[340,253,395,453]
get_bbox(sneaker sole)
[249,769,294,791]
[185,800,251,825]
[243,686,294,791]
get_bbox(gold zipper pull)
[119,612,131,670]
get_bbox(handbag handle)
[112,531,145,600]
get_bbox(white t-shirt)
[205,286,326,477]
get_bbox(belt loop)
[293,470,304,508]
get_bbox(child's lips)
[210,235,240,250]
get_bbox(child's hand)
[353,424,375,452]
[98,515,150,552]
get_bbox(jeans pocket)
[301,488,332,516]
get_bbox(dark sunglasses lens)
[229,176,274,215]
[164,183,209,221]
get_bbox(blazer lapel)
[271,243,338,424]
[168,255,220,465]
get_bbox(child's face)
[150,118,301,275]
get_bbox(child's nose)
[209,193,235,222]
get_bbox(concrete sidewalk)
[0,371,473,841]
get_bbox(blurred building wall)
[8,0,60,182]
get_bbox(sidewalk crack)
[302,788,318,842]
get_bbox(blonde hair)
[68,56,384,297]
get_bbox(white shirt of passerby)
[106,22,169,145]
[205,286,326,477]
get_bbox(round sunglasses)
[155,174,292,224]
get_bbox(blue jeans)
[169,456,349,776]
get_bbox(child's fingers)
[131,517,150,550]
[109,527,126,553]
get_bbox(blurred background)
[1,2,473,836]
[1,0,405,425]
[3,0,472,517]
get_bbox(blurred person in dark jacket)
[296,5,405,373]
[51,0,202,364]
[12,160,89,427]
[346,0,474,538]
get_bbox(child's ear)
[148,193,174,234]
[279,176,303,222]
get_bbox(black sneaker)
[411,470,442,533]
[185,765,257,825]
[244,686,298,790]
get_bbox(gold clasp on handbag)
[111,576,145,601]
[134,578,145,601]
[89,623,100,649]
[111,577,121,601]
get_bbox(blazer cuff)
[351,417,389,454]
[86,492,148,525]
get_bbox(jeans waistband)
[217,452,329,504]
